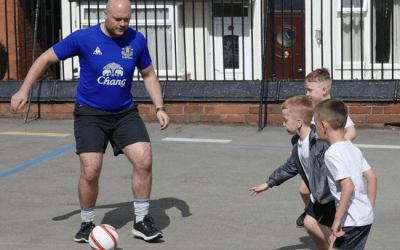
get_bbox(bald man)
[11,0,168,243]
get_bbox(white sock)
[134,199,149,222]
[81,206,95,222]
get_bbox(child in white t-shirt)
[314,98,377,250]
[305,68,356,141]
[295,68,357,229]
[250,96,336,249]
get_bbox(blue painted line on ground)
[0,135,398,180]
[0,144,76,179]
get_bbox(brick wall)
[0,0,46,81]
[0,0,18,80]
[1,101,399,130]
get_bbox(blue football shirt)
[53,23,152,112]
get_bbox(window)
[78,4,175,74]
[277,29,296,46]
[274,0,302,11]
[337,0,400,65]
[372,0,400,64]
[337,0,368,63]
[338,0,368,13]
[213,3,248,17]
[131,6,174,73]
[223,35,239,69]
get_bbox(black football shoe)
[74,221,95,243]
[296,209,307,228]
[132,216,163,241]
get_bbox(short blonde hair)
[314,98,348,130]
[305,68,332,92]
[282,95,314,126]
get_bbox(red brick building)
[0,0,399,130]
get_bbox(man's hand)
[9,48,60,113]
[249,183,269,197]
[331,219,345,238]
[156,111,169,130]
[10,90,29,113]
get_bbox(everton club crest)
[122,46,133,59]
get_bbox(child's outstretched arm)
[249,148,299,197]
[363,169,377,209]
[249,183,269,197]
[344,125,356,141]
[332,177,355,237]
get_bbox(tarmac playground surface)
[0,118,399,250]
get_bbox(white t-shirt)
[297,133,316,203]
[324,141,374,227]
[311,115,354,128]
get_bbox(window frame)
[76,4,178,77]
[337,0,368,13]
[335,0,400,70]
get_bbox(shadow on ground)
[52,197,192,231]
[275,236,318,250]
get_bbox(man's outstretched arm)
[11,48,60,112]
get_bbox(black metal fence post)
[24,0,41,123]
[259,0,271,131]
[270,0,276,79]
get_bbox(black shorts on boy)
[333,224,371,250]
[305,200,336,227]
[73,103,151,156]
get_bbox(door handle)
[298,69,303,73]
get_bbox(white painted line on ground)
[354,144,400,150]
[162,138,232,143]
[160,139,399,149]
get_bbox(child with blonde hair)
[295,68,357,228]
[250,95,336,249]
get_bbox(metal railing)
[1,0,400,82]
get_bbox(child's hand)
[249,183,269,196]
[331,219,345,238]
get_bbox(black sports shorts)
[333,224,372,250]
[73,103,150,156]
[305,200,336,228]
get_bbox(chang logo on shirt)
[97,62,126,87]
[121,46,133,59]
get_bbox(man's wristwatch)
[156,107,166,113]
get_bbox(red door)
[265,1,304,79]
